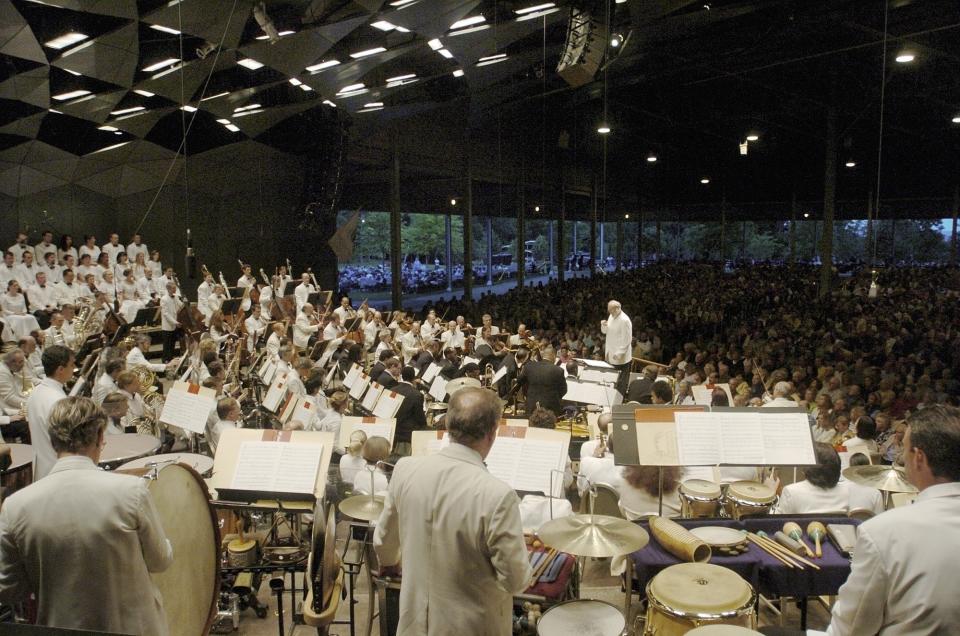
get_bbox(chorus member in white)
[293,303,321,351]
[27,271,57,316]
[55,269,81,307]
[159,282,183,362]
[601,299,632,397]
[97,270,118,306]
[0,251,20,288]
[774,443,883,515]
[7,232,30,263]
[57,235,78,267]
[244,304,269,354]
[1,281,41,342]
[147,250,162,277]
[17,251,38,289]
[0,349,30,413]
[136,267,162,302]
[0,396,173,636]
[131,252,149,280]
[126,233,149,264]
[40,252,62,284]
[826,406,960,635]
[92,359,125,406]
[101,233,124,266]
[117,269,145,322]
[78,235,100,265]
[25,345,74,480]
[42,312,68,350]
[32,231,57,263]
[127,334,167,374]
[293,273,315,311]
[75,254,96,284]
[374,388,531,635]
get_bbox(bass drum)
[120,463,220,636]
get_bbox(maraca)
[806,521,826,557]
[784,522,815,557]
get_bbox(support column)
[819,106,837,299]
[599,222,605,266]
[865,189,874,267]
[616,218,624,270]
[444,212,453,292]
[655,219,662,260]
[556,183,565,283]
[485,216,493,286]
[638,206,644,264]
[719,197,727,264]
[547,219,555,277]
[572,221,578,264]
[951,184,959,266]
[889,218,896,264]
[390,132,402,310]
[517,181,525,288]
[789,193,797,265]
[590,174,598,274]
[463,168,473,300]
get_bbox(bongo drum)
[118,463,219,636]
[678,479,723,518]
[723,481,777,519]
[537,599,625,635]
[98,433,161,470]
[644,563,756,635]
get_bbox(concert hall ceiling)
[0,0,958,218]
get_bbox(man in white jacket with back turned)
[601,299,632,398]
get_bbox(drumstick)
[526,548,557,589]
[749,533,805,568]
[755,532,821,570]
[745,535,796,569]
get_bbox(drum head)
[118,452,214,476]
[537,599,625,636]
[681,479,722,497]
[649,563,753,615]
[687,626,763,635]
[727,481,774,503]
[147,463,219,636]
[690,526,747,548]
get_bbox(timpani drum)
[723,481,777,520]
[117,452,214,478]
[117,462,219,636]
[0,443,34,497]
[687,626,763,635]
[644,563,756,635]
[537,599,625,636]
[98,433,161,470]
[678,479,723,518]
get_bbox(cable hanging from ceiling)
[871,0,890,269]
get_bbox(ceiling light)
[647,154,657,162]
[952,116,960,124]
[110,106,145,116]
[390,0,417,5]
[428,39,443,51]
[597,123,611,134]
[133,89,155,97]
[299,84,313,91]
[233,109,264,118]
[63,69,81,76]
[450,15,485,30]
[90,142,129,155]
[305,60,340,72]
[845,161,856,168]
[386,74,416,83]
[357,105,384,113]
[216,118,231,124]
[256,30,294,39]
[534,205,540,212]
[438,49,454,59]
[113,131,122,135]
[98,125,118,132]
[142,58,179,72]
[350,47,386,59]
[48,109,63,114]
[746,134,759,141]
[338,84,364,94]
[44,32,88,50]
[895,52,915,63]
[59,40,93,57]
[201,91,229,101]
[700,178,710,184]
[453,69,464,77]
[323,100,337,107]
[150,25,180,35]
[370,20,397,31]
[51,89,91,101]
[338,89,369,98]
[451,199,457,206]
[395,26,410,33]
[237,58,264,70]
[516,8,559,20]
[289,78,302,86]
[181,105,197,112]
[225,124,240,132]
[476,53,507,67]
[450,24,490,35]
[515,3,555,14]
[610,34,623,48]
[364,102,384,108]
[233,103,262,112]
[804,213,810,218]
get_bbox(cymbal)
[338,494,385,521]
[447,376,481,396]
[843,465,918,493]
[537,514,649,558]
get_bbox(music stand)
[343,317,362,332]
[130,306,160,328]
[220,298,243,316]
[283,281,298,296]
[307,292,320,306]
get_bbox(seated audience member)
[774,442,883,515]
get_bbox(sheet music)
[231,441,323,495]
[159,382,216,434]
[575,358,613,369]
[355,422,393,442]
[491,366,508,386]
[429,375,448,401]
[422,362,442,383]
[287,396,315,428]
[348,373,370,400]
[760,412,816,465]
[718,413,764,465]
[675,412,722,465]
[563,380,622,406]
[360,382,383,412]
[374,391,403,419]
[513,439,566,496]
[634,420,681,466]
[463,356,480,367]
[691,385,713,406]
[485,437,524,485]
[343,363,362,390]
[262,374,289,412]
[425,434,449,455]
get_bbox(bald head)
[447,388,502,447]
[773,381,794,398]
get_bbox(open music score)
[159,381,216,434]
[563,379,623,406]
[361,381,384,412]
[262,373,290,412]
[231,441,324,496]
[373,390,403,419]
[421,362,443,384]
[491,366,508,386]
[340,416,396,447]
[343,363,363,389]
[279,394,316,426]
[428,375,448,401]
[691,383,734,406]
[348,373,371,400]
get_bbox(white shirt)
[601,311,633,365]
[160,293,182,331]
[293,313,320,349]
[0,264,21,288]
[266,332,282,357]
[32,242,57,262]
[322,322,344,343]
[41,263,62,284]
[333,305,354,324]
[374,444,531,635]
[440,328,465,350]
[339,454,367,484]
[101,243,124,266]
[7,244,29,263]
[352,465,389,495]
[196,281,213,315]
[315,410,344,454]
[293,282,315,310]
[16,264,37,287]
[0,456,173,636]
[92,373,118,405]
[26,283,57,312]
[126,242,149,263]
[26,376,66,480]
[762,397,800,408]
[827,482,960,636]
[78,244,100,263]
[775,478,884,515]
[206,418,237,455]
[55,280,80,306]
[126,346,165,373]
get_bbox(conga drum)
[678,479,723,518]
[118,463,219,636]
[723,481,777,519]
[537,599,625,635]
[0,443,34,497]
[98,433,161,470]
[644,563,756,635]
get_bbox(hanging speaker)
[556,8,607,88]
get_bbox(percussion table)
[98,433,161,470]
[0,443,34,497]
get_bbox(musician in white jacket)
[293,304,320,350]
[600,299,632,396]
[0,396,173,635]
[374,388,531,635]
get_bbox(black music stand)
[130,306,160,328]
[343,317,362,332]
[307,292,319,306]
[283,281,298,296]
[221,298,243,316]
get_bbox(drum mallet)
[807,522,826,558]
[784,522,815,557]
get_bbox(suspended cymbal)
[842,465,918,493]
[537,514,649,558]
[339,494,385,521]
